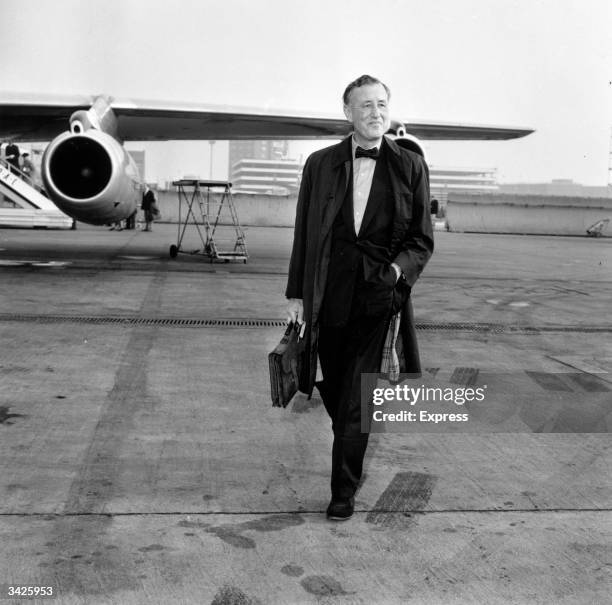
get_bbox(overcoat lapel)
[385,136,411,204]
[319,137,352,243]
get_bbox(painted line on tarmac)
[117,255,158,261]
[0,259,71,267]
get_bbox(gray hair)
[342,74,391,105]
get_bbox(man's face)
[343,83,390,145]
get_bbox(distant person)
[141,185,157,232]
[4,142,20,173]
[21,153,35,181]
[430,198,439,215]
[125,209,137,230]
[286,74,433,520]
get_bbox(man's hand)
[286,298,306,337]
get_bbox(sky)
[1,0,611,186]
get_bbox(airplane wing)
[0,92,534,142]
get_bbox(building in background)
[498,179,611,198]
[230,140,501,200]
[229,141,303,195]
[230,158,303,195]
[129,150,145,183]
[429,166,499,209]
[229,140,288,168]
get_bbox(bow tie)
[355,146,379,160]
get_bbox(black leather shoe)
[326,497,355,521]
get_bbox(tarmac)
[0,222,610,604]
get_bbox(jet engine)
[41,105,141,225]
[387,119,426,160]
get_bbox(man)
[4,141,20,173]
[285,75,434,520]
[21,153,35,181]
[141,185,157,232]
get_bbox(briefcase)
[268,322,305,408]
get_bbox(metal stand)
[170,180,248,263]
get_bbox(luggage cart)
[169,179,248,263]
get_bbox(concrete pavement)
[0,224,610,604]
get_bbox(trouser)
[317,314,389,500]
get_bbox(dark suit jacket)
[286,135,434,395]
[5,143,20,169]
[322,140,408,324]
[141,189,155,210]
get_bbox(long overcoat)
[286,135,434,396]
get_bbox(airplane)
[0,92,534,226]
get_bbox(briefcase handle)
[285,321,304,341]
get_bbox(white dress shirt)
[351,136,402,283]
[351,136,381,235]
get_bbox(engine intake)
[49,136,112,199]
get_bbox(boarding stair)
[0,159,73,228]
